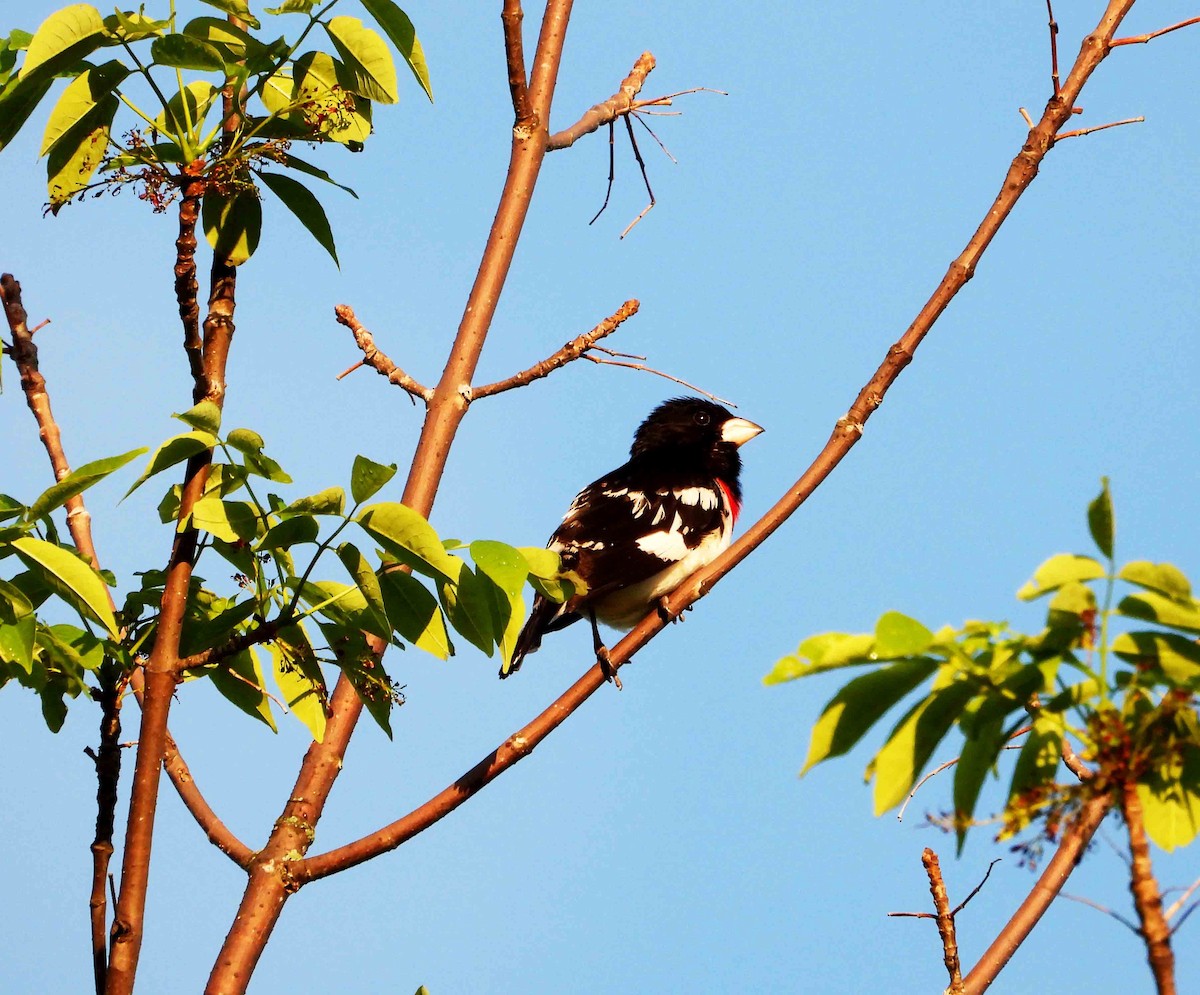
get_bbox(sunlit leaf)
[763,632,876,684]
[874,611,933,658]
[349,454,396,504]
[11,536,117,637]
[22,4,105,80]
[336,541,390,638]
[269,625,328,741]
[28,447,146,519]
[1112,631,1200,685]
[46,99,114,213]
[378,569,451,659]
[359,0,432,101]
[1117,592,1200,635]
[40,60,128,155]
[1087,477,1114,560]
[1017,554,1106,601]
[187,497,261,543]
[151,33,225,71]
[124,430,216,497]
[281,487,345,517]
[324,15,398,103]
[202,185,262,266]
[357,502,462,583]
[197,0,261,30]
[258,514,319,551]
[174,399,223,434]
[1118,561,1192,602]
[155,80,220,139]
[209,647,277,730]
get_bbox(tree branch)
[1111,15,1200,46]
[292,0,1145,888]
[206,2,581,989]
[962,794,1112,994]
[175,163,206,395]
[502,0,533,128]
[546,51,655,151]
[922,848,964,994]
[471,298,639,398]
[1122,779,1176,994]
[332,304,432,402]
[87,675,124,995]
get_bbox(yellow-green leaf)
[40,60,128,155]
[202,185,262,265]
[23,4,105,79]
[11,536,117,637]
[359,0,432,101]
[1017,553,1106,601]
[324,16,398,103]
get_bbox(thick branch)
[1123,780,1176,994]
[547,51,655,150]
[472,298,639,397]
[333,304,432,401]
[922,849,964,994]
[206,3,579,990]
[290,0,1145,886]
[108,255,239,995]
[175,163,206,396]
[962,794,1112,994]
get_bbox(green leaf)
[39,60,128,155]
[763,632,876,684]
[179,597,260,658]
[359,0,432,101]
[470,541,528,598]
[0,615,36,673]
[28,447,147,519]
[258,514,319,551]
[174,400,222,434]
[102,9,170,42]
[151,33,225,71]
[1117,592,1200,635]
[269,626,328,741]
[243,450,291,483]
[350,454,397,504]
[953,716,1005,853]
[0,577,35,623]
[181,16,260,58]
[801,658,937,774]
[290,51,373,146]
[124,430,216,498]
[1138,749,1200,851]
[282,486,345,517]
[188,497,261,543]
[209,648,277,730]
[47,623,104,670]
[225,427,265,454]
[46,98,114,213]
[341,647,397,738]
[1118,561,1193,602]
[1017,553,1106,601]
[1112,631,1200,685]
[871,678,976,815]
[11,536,117,637]
[440,567,494,656]
[873,611,934,658]
[357,502,462,583]
[275,151,357,197]
[378,569,451,659]
[257,170,339,265]
[0,70,53,153]
[1087,477,1114,560]
[22,4,105,80]
[197,0,261,31]
[202,185,262,266]
[1007,714,1064,803]
[336,541,390,638]
[324,16,398,103]
[265,0,314,12]
[155,80,220,139]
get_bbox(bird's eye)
[693,410,711,426]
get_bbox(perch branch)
[296,0,1144,887]
[333,304,432,403]
[1046,1,1061,95]
[471,299,639,398]
[923,848,964,994]
[547,51,656,150]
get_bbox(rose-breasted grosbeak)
[504,397,763,679]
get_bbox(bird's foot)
[596,646,623,691]
[657,597,693,623]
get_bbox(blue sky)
[2,2,1199,992]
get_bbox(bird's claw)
[596,646,623,690]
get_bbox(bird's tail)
[501,595,564,678]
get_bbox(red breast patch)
[716,478,741,523]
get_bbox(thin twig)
[618,114,656,239]
[1060,891,1140,932]
[582,353,734,406]
[589,120,616,225]
[1111,15,1200,46]
[1046,1,1061,95]
[899,758,959,822]
[953,858,1002,915]
[1019,107,1035,128]
[472,300,640,398]
[1164,875,1200,923]
[633,113,677,163]
[1056,116,1144,141]
[333,304,432,403]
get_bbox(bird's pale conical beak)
[721,417,764,447]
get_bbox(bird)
[503,396,763,682]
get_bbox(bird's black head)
[629,397,763,495]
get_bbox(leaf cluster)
[0,0,434,262]
[0,403,583,739]
[766,480,1200,854]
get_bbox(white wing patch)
[635,528,690,560]
[674,486,718,510]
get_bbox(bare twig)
[333,304,432,403]
[588,120,616,225]
[1056,115,1144,140]
[502,0,533,128]
[582,353,734,405]
[1061,738,1095,781]
[547,51,656,151]
[177,615,288,671]
[924,849,965,994]
[1019,107,1036,128]
[618,114,655,239]
[953,859,1002,915]
[1164,875,1200,923]
[472,299,640,398]
[88,676,124,995]
[1111,15,1200,46]
[1060,891,1140,932]
[899,758,959,822]
[1046,1,1061,95]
